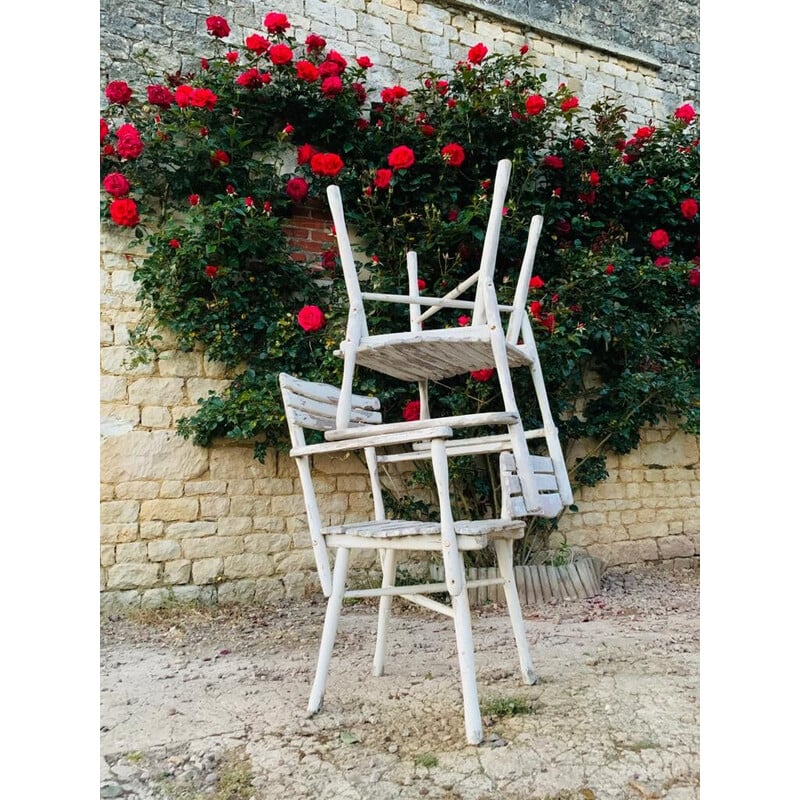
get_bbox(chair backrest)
[499,450,565,519]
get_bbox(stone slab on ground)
[100,566,699,799]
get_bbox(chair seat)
[341,327,533,382]
[322,518,524,539]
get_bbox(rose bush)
[100,10,699,553]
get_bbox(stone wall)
[101,0,698,128]
[100,0,700,609]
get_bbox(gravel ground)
[100,565,699,800]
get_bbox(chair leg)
[494,538,537,685]
[451,556,483,745]
[308,547,350,715]
[373,548,397,677]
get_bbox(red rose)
[263,201,272,214]
[588,171,600,186]
[306,34,326,51]
[325,50,348,74]
[635,125,655,140]
[147,84,174,108]
[530,275,545,289]
[381,85,408,104]
[225,51,239,63]
[351,82,367,104]
[529,300,542,318]
[206,15,230,38]
[169,239,180,249]
[555,220,571,235]
[525,94,546,115]
[116,124,143,159]
[573,137,586,151]
[356,56,373,68]
[321,75,343,96]
[286,177,309,202]
[654,256,671,268]
[321,248,337,269]
[103,172,131,197]
[420,124,435,137]
[605,264,615,275]
[560,96,579,111]
[210,150,231,167]
[264,12,290,33]
[674,103,697,124]
[520,44,529,54]
[297,143,318,165]
[539,313,556,333]
[236,69,263,89]
[189,194,200,206]
[470,369,494,382]
[577,191,596,205]
[100,118,109,142]
[417,279,427,290]
[402,400,421,422]
[680,198,699,219]
[225,184,236,195]
[543,155,563,169]
[441,142,465,167]
[688,268,700,287]
[649,229,670,249]
[297,305,326,332]
[105,80,132,105]
[458,315,471,327]
[204,265,219,278]
[374,168,393,189]
[387,145,415,170]
[189,87,217,110]
[200,57,209,70]
[245,34,270,54]
[468,42,488,63]
[109,198,139,227]
[296,60,319,81]
[269,44,293,65]
[174,85,192,107]
[310,152,344,177]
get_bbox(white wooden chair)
[279,372,538,745]
[325,158,573,518]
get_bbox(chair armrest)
[290,425,454,457]
[324,412,519,441]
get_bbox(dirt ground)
[100,565,699,800]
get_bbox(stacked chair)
[280,159,573,745]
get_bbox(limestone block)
[186,378,230,404]
[182,536,243,559]
[217,579,256,604]
[141,406,173,428]
[336,475,369,493]
[224,553,275,579]
[101,500,140,524]
[274,550,318,572]
[335,6,357,29]
[107,562,160,590]
[101,483,115,501]
[100,346,156,375]
[202,353,230,379]
[140,521,164,539]
[595,538,658,567]
[128,377,185,406]
[218,517,253,536]
[140,497,199,522]
[657,535,696,560]
[148,539,182,561]
[251,516,288,533]
[100,590,142,613]
[268,495,308,516]
[100,321,114,345]
[157,481,183,499]
[156,350,204,377]
[253,578,285,603]
[227,479,254,495]
[184,480,227,496]
[282,572,308,600]
[101,376,128,402]
[101,430,208,482]
[209,446,273,480]
[192,558,223,585]
[116,542,148,563]
[100,407,140,434]
[166,520,217,539]
[100,545,116,567]
[253,477,294,495]
[141,588,173,608]
[163,559,191,585]
[200,496,231,518]
[626,521,669,540]
[244,533,292,554]
[229,496,264,517]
